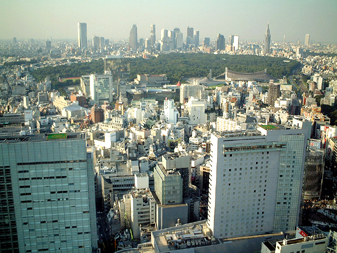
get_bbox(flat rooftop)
[0,132,84,143]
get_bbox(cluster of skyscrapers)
[77,22,314,54]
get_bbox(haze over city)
[2,0,337,252]
[1,0,337,43]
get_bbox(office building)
[207,126,307,238]
[160,29,168,42]
[186,26,194,45]
[216,34,225,51]
[154,163,183,205]
[150,24,156,46]
[154,162,188,229]
[194,30,199,47]
[46,40,51,51]
[268,82,281,106]
[118,188,156,238]
[176,32,184,49]
[305,34,310,46]
[233,35,239,51]
[186,98,207,125]
[264,24,271,55]
[99,37,105,49]
[180,83,205,103]
[145,38,151,49]
[129,24,138,50]
[164,99,179,124]
[0,134,97,252]
[89,72,113,105]
[203,37,210,46]
[187,27,194,38]
[92,36,99,50]
[91,104,104,123]
[229,35,234,46]
[78,22,87,49]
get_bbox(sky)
[0,0,336,43]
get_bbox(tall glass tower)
[78,23,87,49]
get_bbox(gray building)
[0,134,97,252]
[129,24,138,50]
[78,22,87,49]
[154,163,188,229]
[216,34,225,51]
[264,24,271,55]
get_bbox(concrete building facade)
[207,126,307,238]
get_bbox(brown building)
[70,94,87,107]
[91,105,104,123]
[268,83,280,106]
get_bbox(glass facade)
[0,138,97,252]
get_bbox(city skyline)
[0,0,337,43]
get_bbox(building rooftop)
[0,132,84,143]
[259,124,279,130]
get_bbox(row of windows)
[17,160,86,165]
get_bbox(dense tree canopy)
[32,59,104,83]
[130,54,300,84]
[31,53,300,88]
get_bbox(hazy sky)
[1,0,336,43]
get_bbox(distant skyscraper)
[129,24,138,50]
[46,40,51,51]
[161,29,168,42]
[194,30,199,47]
[215,34,225,51]
[176,32,184,49]
[305,34,310,46]
[99,36,105,49]
[78,22,87,49]
[0,134,98,252]
[186,26,194,45]
[233,35,239,51]
[207,127,307,238]
[203,37,210,46]
[92,36,99,50]
[229,35,234,46]
[187,27,194,38]
[264,24,271,55]
[13,37,17,44]
[150,24,156,46]
[145,38,151,49]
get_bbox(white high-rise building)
[118,189,156,238]
[78,23,87,49]
[164,99,178,124]
[0,134,98,252]
[207,126,307,238]
[305,34,310,46]
[187,98,207,125]
[89,72,113,105]
[161,29,168,42]
[233,35,239,51]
